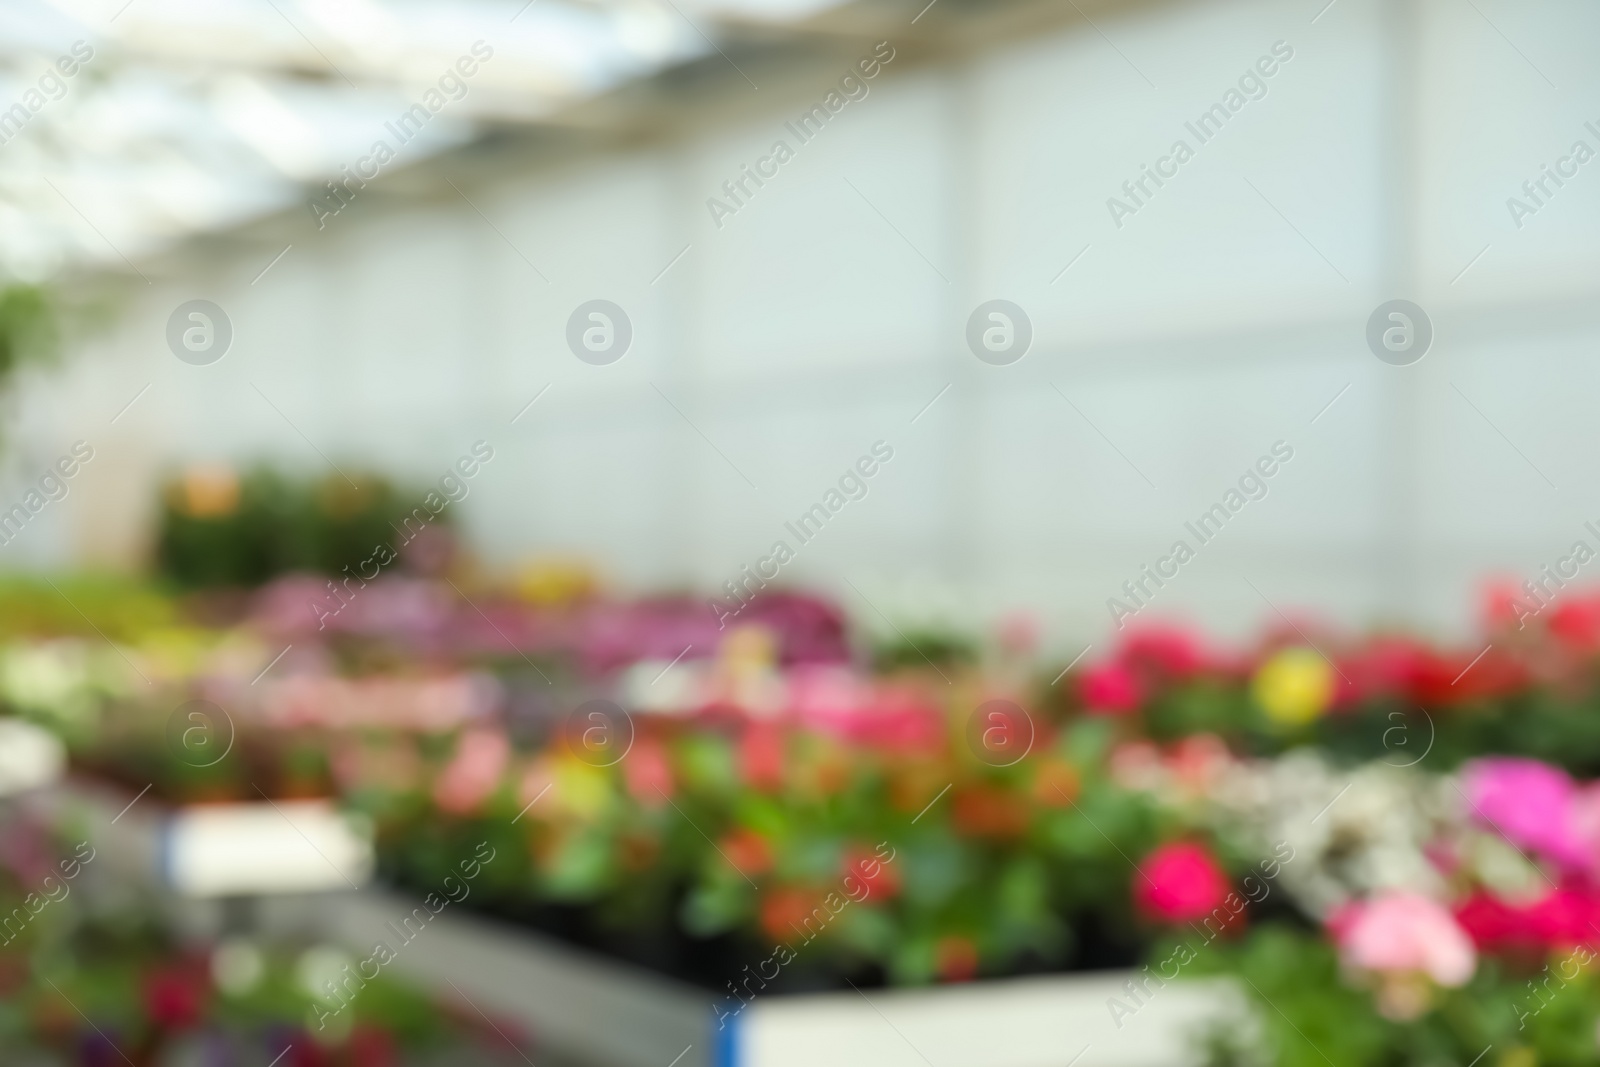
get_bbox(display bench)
[328,888,1239,1067]
[46,772,1234,1067]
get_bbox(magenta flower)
[1460,758,1589,873]
[1134,841,1231,922]
[1079,662,1143,715]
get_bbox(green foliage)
[0,284,57,383]
[155,466,441,588]
[0,574,177,643]
[1093,661,1600,778]
[871,629,980,673]
[1189,923,1600,1067]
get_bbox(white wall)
[14,0,1600,651]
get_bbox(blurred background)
[4,0,1600,1065]
[6,0,1593,640]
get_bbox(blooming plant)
[361,690,1269,988]
[1176,753,1600,1067]
[1052,595,1600,777]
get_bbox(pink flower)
[1166,734,1233,794]
[1078,663,1143,715]
[1333,891,1475,987]
[1134,842,1231,922]
[1461,758,1589,872]
[433,729,511,815]
[1108,741,1163,791]
[995,611,1040,657]
[1479,579,1529,631]
[795,674,944,751]
[262,672,500,731]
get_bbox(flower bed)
[1124,750,1600,1066]
[15,572,1600,1064]
[1060,600,1600,776]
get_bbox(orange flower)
[889,762,948,814]
[793,744,853,799]
[720,828,773,878]
[760,887,821,943]
[952,785,1030,839]
[1031,759,1080,807]
[173,464,240,518]
[935,935,980,982]
[618,832,661,873]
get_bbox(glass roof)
[0,0,845,279]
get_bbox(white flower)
[1207,751,1448,917]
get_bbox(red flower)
[1117,625,1206,678]
[290,1037,334,1067]
[1347,636,1523,708]
[1550,596,1600,651]
[0,953,24,997]
[1480,580,1529,631]
[739,723,786,792]
[1453,891,1522,950]
[1347,636,1430,702]
[142,966,206,1030]
[720,828,773,878]
[1134,842,1231,923]
[760,887,821,942]
[1078,663,1143,715]
[623,738,674,808]
[842,845,900,901]
[347,1025,397,1067]
[1457,889,1600,953]
[1530,889,1600,947]
[934,935,980,982]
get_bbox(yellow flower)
[515,557,600,606]
[138,626,220,681]
[554,758,615,822]
[1252,647,1334,726]
[171,464,240,518]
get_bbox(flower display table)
[327,888,1237,1067]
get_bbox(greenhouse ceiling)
[0,0,858,279]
